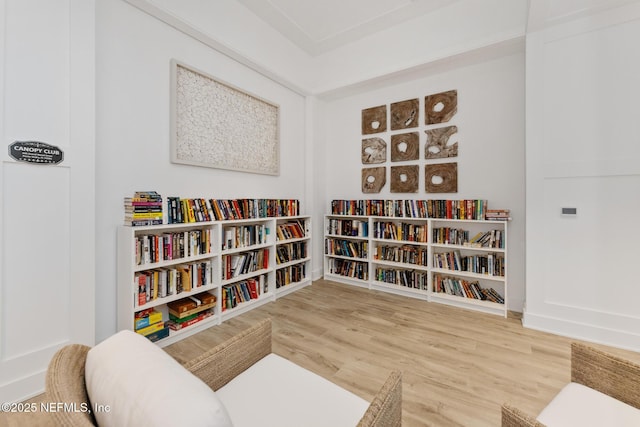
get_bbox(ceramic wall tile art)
[391,132,419,162]
[424,90,457,125]
[425,125,458,159]
[362,137,387,164]
[360,89,459,194]
[361,105,387,135]
[425,162,458,193]
[390,98,419,130]
[362,167,386,193]
[390,165,419,193]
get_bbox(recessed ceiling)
[237,0,463,56]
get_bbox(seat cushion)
[217,353,369,427]
[85,330,233,427]
[537,382,640,427]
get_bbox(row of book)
[432,227,469,246]
[432,228,504,249]
[330,199,508,221]
[374,244,428,266]
[125,191,163,226]
[276,241,308,264]
[135,229,211,266]
[433,251,505,277]
[466,230,504,249]
[433,275,504,304]
[331,199,402,217]
[374,267,428,290]
[276,220,306,240]
[373,221,428,243]
[223,224,269,250]
[135,261,212,306]
[222,249,269,280]
[326,218,369,238]
[222,276,265,311]
[324,238,367,259]
[327,258,369,281]
[276,264,306,288]
[166,197,300,223]
[166,292,216,331]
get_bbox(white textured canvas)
[171,60,279,175]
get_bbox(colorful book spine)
[134,310,163,330]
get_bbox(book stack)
[166,292,216,331]
[125,191,163,226]
[485,209,511,221]
[134,309,169,342]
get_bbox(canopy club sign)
[9,141,64,165]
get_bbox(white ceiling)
[236,0,463,56]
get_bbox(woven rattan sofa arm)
[501,404,545,427]
[45,344,97,427]
[501,405,545,427]
[571,342,640,409]
[183,318,272,391]
[357,370,402,427]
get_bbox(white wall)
[312,0,529,94]
[525,2,640,351]
[125,0,314,94]
[0,0,95,402]
[319,53,526,311]
[95,0,308,342]
[121,0,529,97]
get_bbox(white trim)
[123,0,310,97]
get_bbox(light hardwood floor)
[165,279,640,427]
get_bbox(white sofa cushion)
[85,330,233,427]
[537,382,640,427]
[217,353,369,427]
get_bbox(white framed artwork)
[170,59,280,175]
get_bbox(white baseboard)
[523,309,640,353]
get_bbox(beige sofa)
[1,318,402,426]
[502,342,640,427]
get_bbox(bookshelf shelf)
[118,214,311,347]
[324,213,509,317]
[372,238,430,247]
[371,281,430,299]
[220,292,275,322]
[221,242,272,255]
[429,292,505,317]
[430,243,506,253]
[276,256,312,269]
[325,233,369,241]
[372,259,430,271]
[135,283,219,311]
[431,268,505,282]
[132,253,217,272]
[324,272,370,289]
[325,253,368,262]
[221,268,272,286]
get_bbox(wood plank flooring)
[165,279,640,427]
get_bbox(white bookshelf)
[118,215,311,346]
[324,215,508,317]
